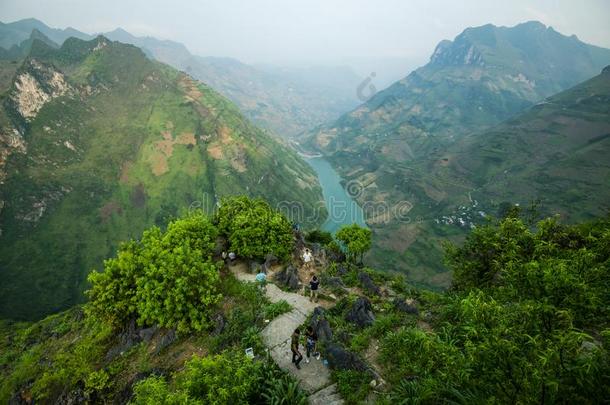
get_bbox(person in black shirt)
[309,275,320,302]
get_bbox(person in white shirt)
[302,248,313,271]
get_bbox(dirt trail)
[229,262,343,403]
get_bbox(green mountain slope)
[0,36,325,320]
[102,28,362,138]
[375,65,610,288]
[311,21,610,156]
[307,22,610,288]
[443,65,610,220]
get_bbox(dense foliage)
[86,214,221,333]
[381,216,610,403]
[132,353,307,405]
[336,224,372,264]
[215,196,294,260]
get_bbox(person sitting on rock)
[309,274,320,303]
[291,328,303,369]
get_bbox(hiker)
[291,328,303,369]
[221,251,228,263]
[228,251,236,264]
[255,269,267,293]
[302,248,313,270]
[305,325,320,363]
[309,274,320,302]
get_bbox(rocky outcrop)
[10,59,72,121]
[325,342,367,371]
[273,264,300,290]
[393,297,419,315]
[345,297,375,327]
[358,272,381,296]
[310,306,333,343]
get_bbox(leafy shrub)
[336,224,372,264]
[262,374,307,405]
[131,375,190,405]
[263,300,292,319]
[131,353,307,405]
[86,214,222,333]
[215,196,294,260]
[179,352,262,405]
[305,229,333,245]
[333,369,372,404]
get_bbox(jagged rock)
[326,248,346,263]
[263,253,279,271]
[393,298,419,315]
[105,319,142,361]
[336,265,348,276]
[345,297,376,327]
[310,306,333,343]
[325,276,346,289]
[273,264,300,290]
[138,326,158,343]
[154,329,177,355]
[358,272,381,296]
[249,261,262,273]
[56,383,86,405]
[294,230,306,253]
[212,313,226,336]
[325,342,367,371]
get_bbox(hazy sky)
[1,0,610,78]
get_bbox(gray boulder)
[263,253,280,273]
[345,297,375,327]
[358,272,381,296]
[138,326,158,343]
[249,261,262,273]
[310,307,333,343]
[325,343,367,371]
[273,264,300,290]
[393,298,419,315]
[153,329,177,355]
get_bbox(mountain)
[103,27,363,138]
[0,36,325,320]
[307,22,610,288]
[180,57,362,138]
[0,18,91,49]
[443,65,610,220]
[1,19,362,139]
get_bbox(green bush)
[179,352,262,405]
[263,300,292,319]
[305,229,333,245]
[131,353,307,405]
[262,374,307,405]
[336,224,372,264]
[215,196,294,260]
[86,214,222,333]
[333,369,372,404]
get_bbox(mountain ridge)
[0,34,325,320]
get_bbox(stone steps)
[308,383,344,405]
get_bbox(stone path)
[230,262,343,404]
